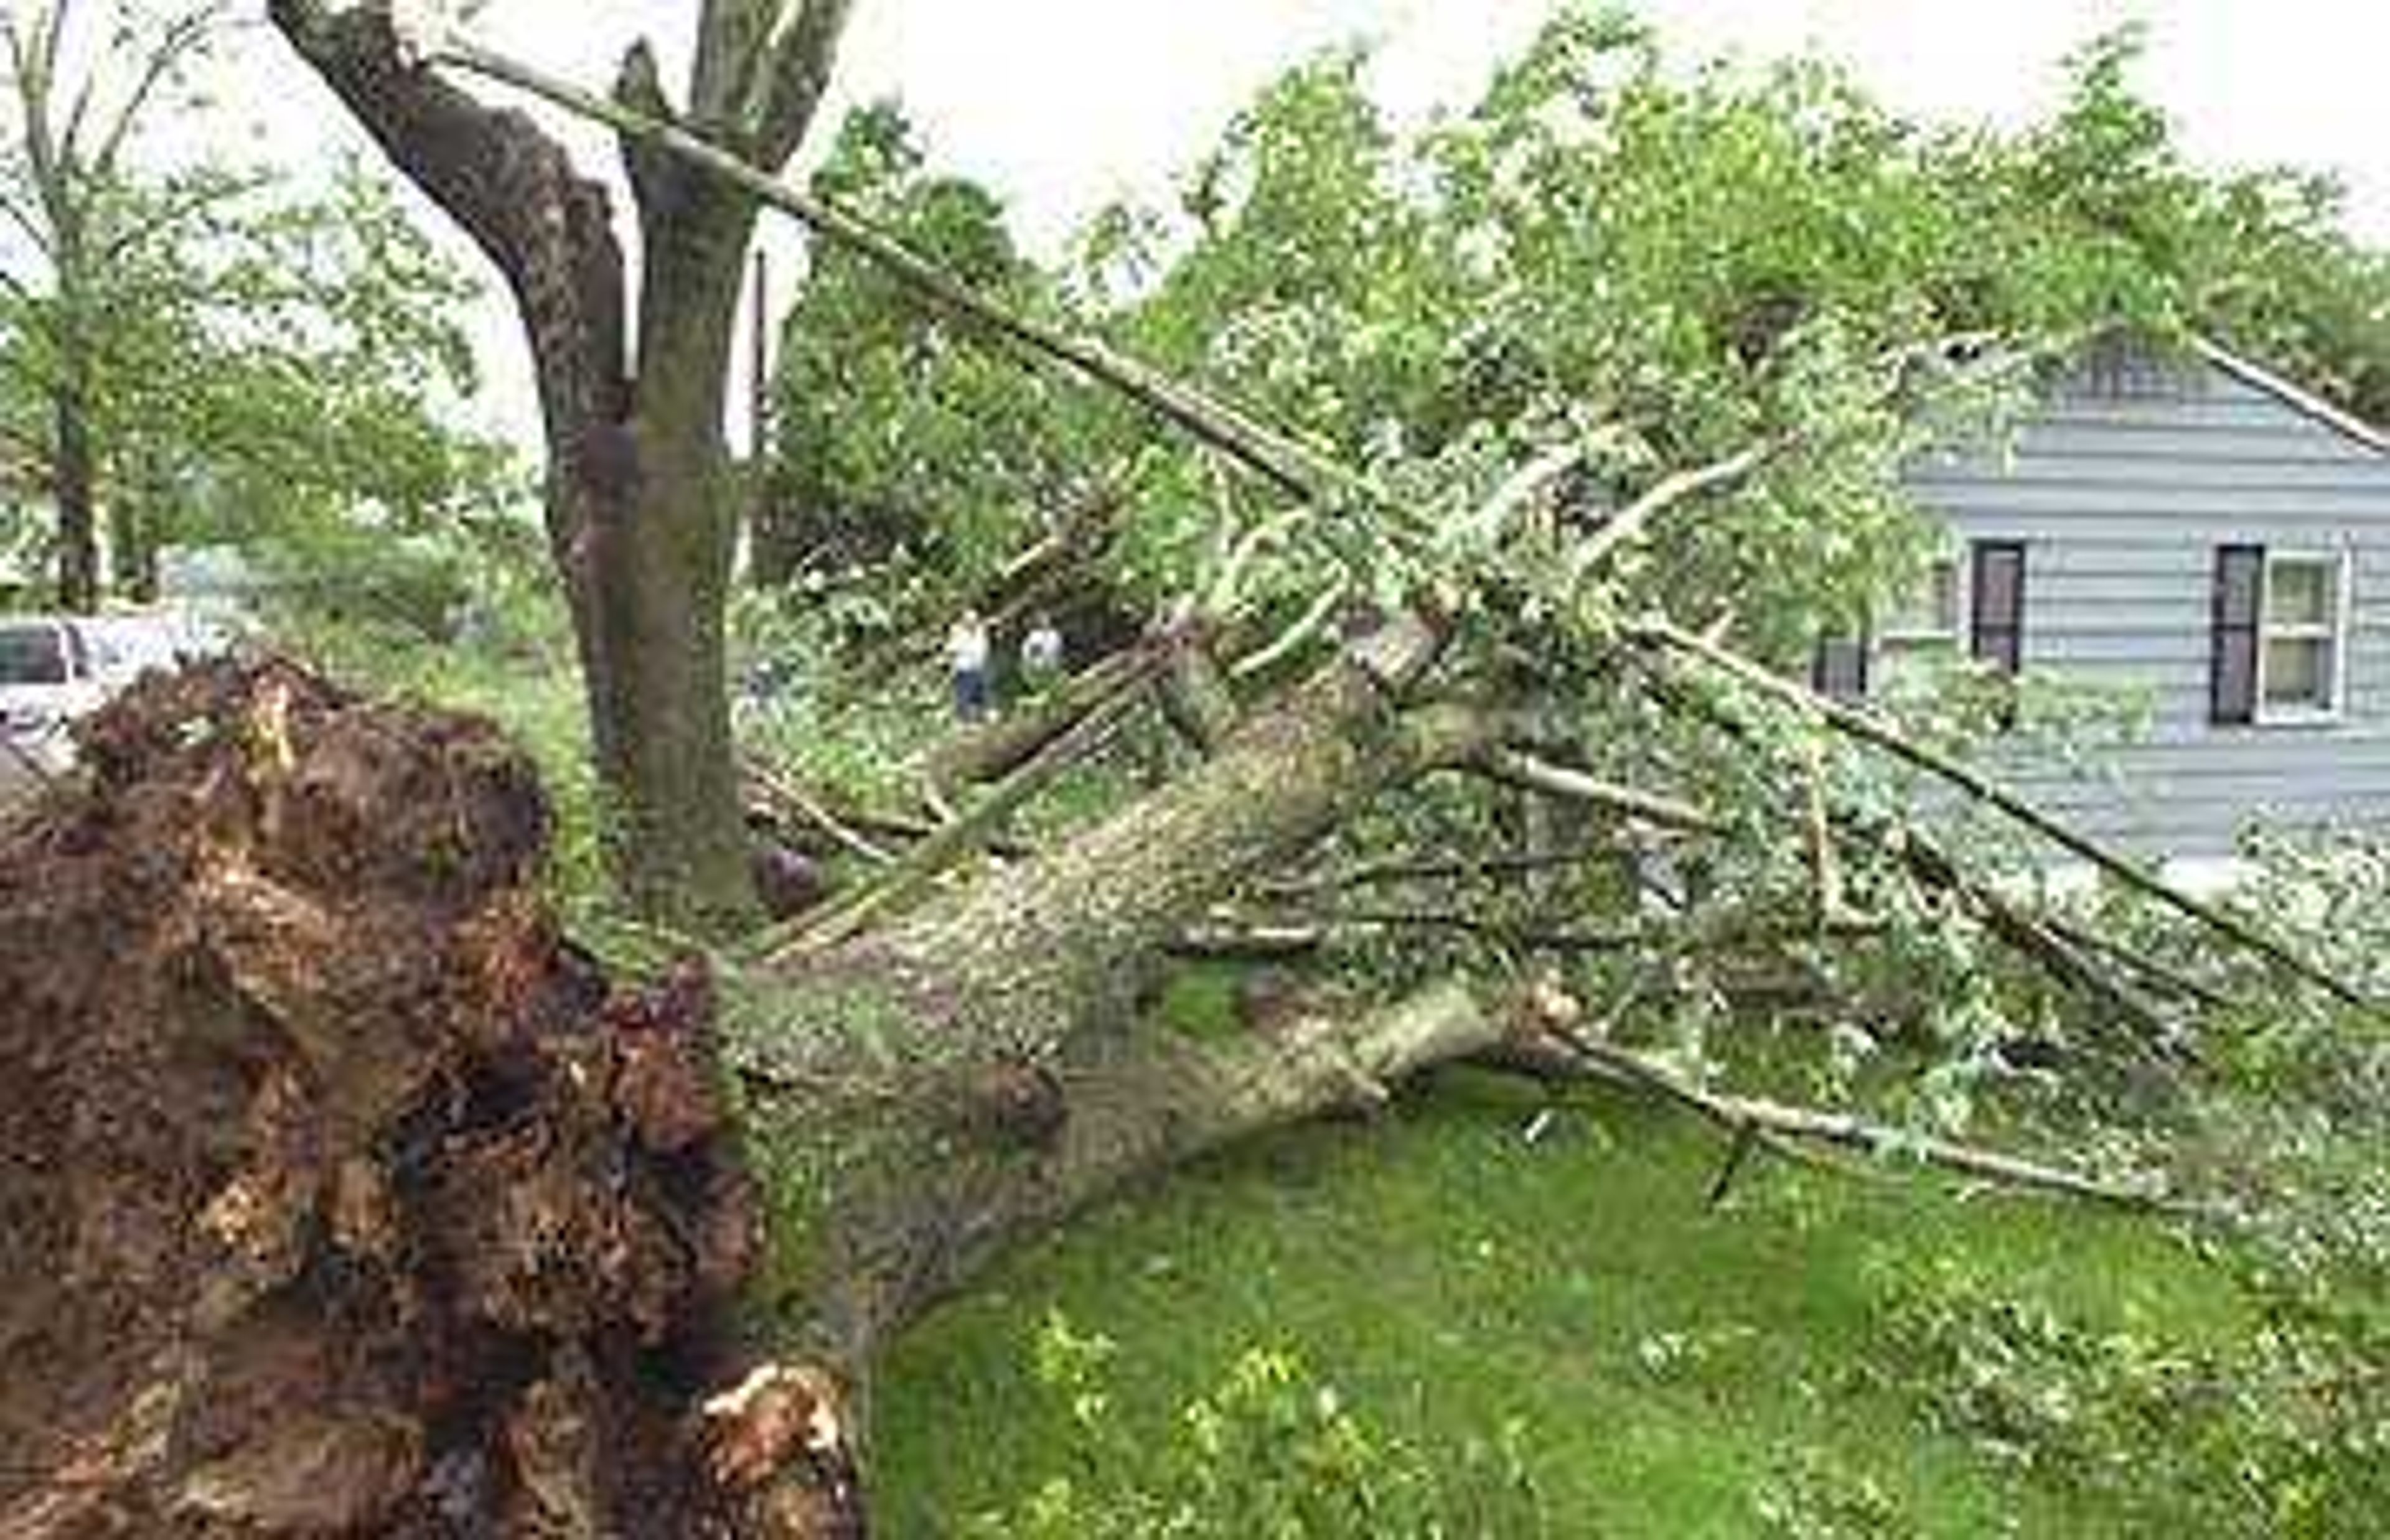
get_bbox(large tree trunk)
[727,615,1481,1362]
[50,378,99,613]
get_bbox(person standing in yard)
[1018,613,1064,694]
[947,607,993,723]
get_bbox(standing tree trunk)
[50,376,100,613]
[270,0,854,933]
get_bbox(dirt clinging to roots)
[0,660,758,1536]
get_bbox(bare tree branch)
[87,4,227,177]
[1474,746,1723,835]
[1545,1024,2197,1214]
[431,35,1368,507]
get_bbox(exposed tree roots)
[0,663,807,1537]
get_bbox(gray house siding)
[1898,350,2390,859]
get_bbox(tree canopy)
[762,16,2389,664]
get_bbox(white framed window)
[2259,551,2349,719]
[2213,546,2351,724]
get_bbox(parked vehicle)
[0,611,221,773]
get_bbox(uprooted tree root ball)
[0,661,818,1536]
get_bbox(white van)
[0,612,220,773]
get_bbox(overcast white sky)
[238,1,2390,447]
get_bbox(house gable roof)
[2191,337,2390,458]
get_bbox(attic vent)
[2083,337,2201,401]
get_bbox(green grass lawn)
[873,1068,2249,1537]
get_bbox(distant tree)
[758,101,1087,596]
[2008,26,2390,422]
[1,0,225,608]
[0,0,501,609]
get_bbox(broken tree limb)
[1623,656,2206,1057]
[1707,1118,1764,1208]
[1446,442,1586,550]
[1176,908,1638,959]
[1474,747,1725,836]
[1230,578,1352,681]
[1544,1026,2195,1214]
[1893,829,2194,1074]
[771,678,1150,958]
[985,477,1124,597]
[1633,617,2373,1012]
[1254,844,1629,898]
[1799,735,1849,935]
[742,763,1032,861]
[1563,441,1777,590]
[925,645,1158,793]
[2042,912,2236,1013]
[432,37,1370,511]
[1206,503,1310,617]
[744,761,896,865]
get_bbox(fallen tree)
[9,6,2376,1536]
[0,652,2242,1535]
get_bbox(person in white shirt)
[1018,614,1063,693]
[947,607,993,722]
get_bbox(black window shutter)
[1969,542,2026,676]
[1811,633,1869,702]
[2211,545,2264,726]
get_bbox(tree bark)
[722,616,1485,1372]
[782,979,1517,1370]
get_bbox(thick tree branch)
[1181,908,1638,958]
[749,0,855,167]
[925,643,1157,792]
[738,615,1467,1073]
[775,977,1527,1363]
[269,1,629,467]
